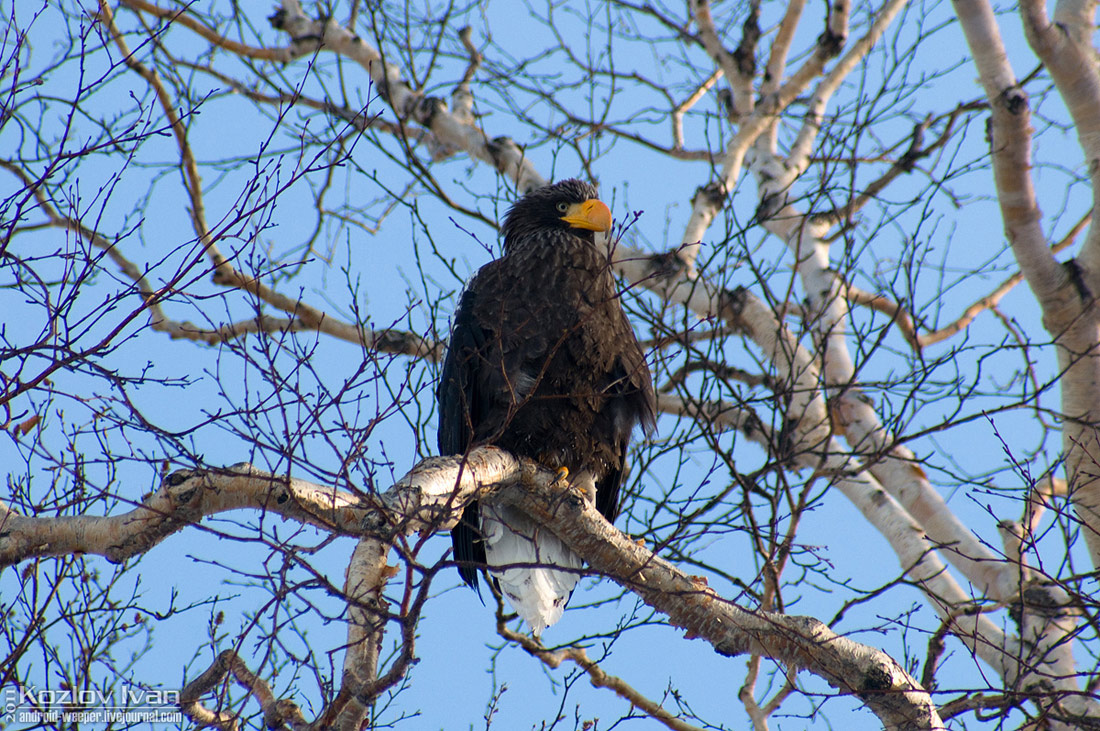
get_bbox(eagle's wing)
[438,250,655,634]
[593,299,657,523]
[437,280,491,591]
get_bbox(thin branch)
[672,70,720,149]
[918,214,1088,345]
[497,622,707,731]
[98,0,220,268]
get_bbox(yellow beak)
[561,199,612,233]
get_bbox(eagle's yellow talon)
[553,466,570,485]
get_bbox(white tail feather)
[481,502,583,636]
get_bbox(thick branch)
[3,443,943,727]
[504,478,945,730]
[0,449,520,567]
[180,650,307,731]
[951,0,1063,296]
[693,0,759,119]
[271,0,546,194]
[332,538,387,731]
[1018,0,1100,278]
[955,0,1100,576]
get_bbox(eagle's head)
[501,179,612,253]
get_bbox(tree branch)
[180,649,307,731]
[504,472,946,730]
[497,621,708,731]
[3,444,945,727]
[0,448,519,567]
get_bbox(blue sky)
[1,0,1095,728]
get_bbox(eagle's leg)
[549,466,596,504]
[570,470,599,506]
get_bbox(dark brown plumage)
[436,179,655,633]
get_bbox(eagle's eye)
[555,201,569,213]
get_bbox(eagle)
[437,178,656,635]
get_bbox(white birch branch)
[1018,0,1100,278]
[332,538,387,731]
[719,288,1020,675]
[693,0,757,119]
[950,0,1064,296]
[244,4,1095,721]
[272,0,547,195]
[676,0,852,276]
[0,449,519,567]
[956,0,1100,574]
[504,469,946,730]
[751,0,909,203]
[734,157,1097,720]
[1,447,949,728]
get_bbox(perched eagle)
[437,179,656,635]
